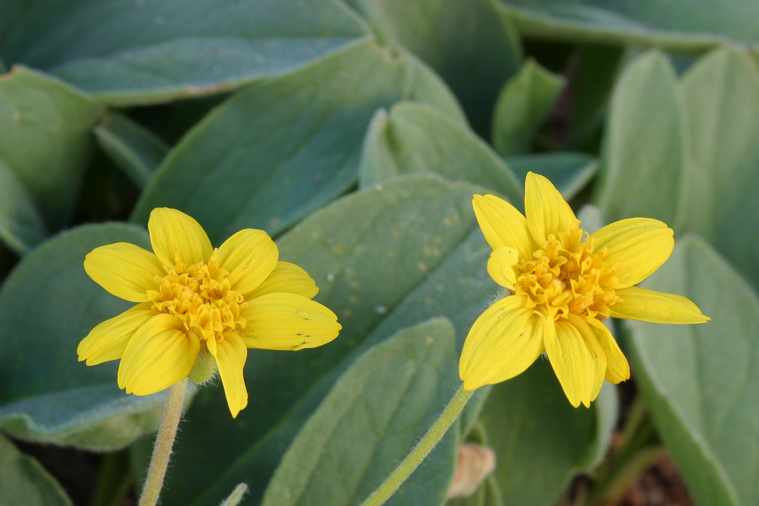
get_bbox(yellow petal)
[524,172,576,244]
[589,218,674,288]
[487,247,519,290]
[459,295,544,390]
[117,314,200,395]
[84,243,164,302]
[77,303,157,365]
[148,208,213,268]
[217,229,278,296]
[545,316,607,408]
[239,293,341,350]
[472,194,534,259]
[586,318,630,383]
[216,333,249,418]
[206,332,217,357]
[611,286,710,324]
[247,261,319,299]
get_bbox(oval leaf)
[628,236,759,506]
[0,433,72,506]
[359,102,523,206]
[263,318,461,506]
[0,0,369,105]
[594,51,687,225]
[131,40,463,243]
[344,0,522,133]
[491,59,565,156]
[0,224,169,450]
[497,1,759,52]
[0,66,101,239]
[679,46,759,292]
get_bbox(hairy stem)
[359,385,474,506]
[138,379,188,506]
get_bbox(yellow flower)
[78,208,341,417]
[460,173,709,407]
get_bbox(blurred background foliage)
[1,1,758,505]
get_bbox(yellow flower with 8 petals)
[78,208,341,417]
[460,173,709,407]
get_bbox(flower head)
[460,173,708,407]
[78,208,341,417]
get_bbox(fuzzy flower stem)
[359,385,474,506]
[139,378,188,506]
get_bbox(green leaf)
[0,160,47,255]
[504,152,597,201]
[0,433,72,506]
[678,46,759,291]
[496,0,759,51]
[491,59,565,155]
[594,51,687,225]
[262,318,461,506]
[343,0,522,133]
[131,40,463,243]
[627,236,759,506]
[135,175,498,506]
[0,224,170,450]
[93,113,169,189]
[359,102,523,205]
[0,0,369,105]
[0,66,102,243]
[474,360,617,506]
[564,44,625,146]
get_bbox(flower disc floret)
[515,221,620,322]
[149,250,246,345]
[460,172,709,408]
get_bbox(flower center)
[514,221,620,321]
[148,249,246,344]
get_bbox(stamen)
[148,253,244,347]
[513,224,620,323]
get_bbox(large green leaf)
[262,318,461,506]
[594,51,687,225]
[0,0,369,105]
[496,0,759,51]
[93,112,169,189]
[0,66,102,251]
[342,0,522,133]
[627,236,759,506]
[0,433,72,506]
[359,102,523,205]
[0,224,169,450]
[491,59,565,155]
[474,361,617,506]
[678,46,759,291]
[135,175,497,506]
[131,40,464,243]
[504,152,597,201]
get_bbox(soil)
[619,454,693,506]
